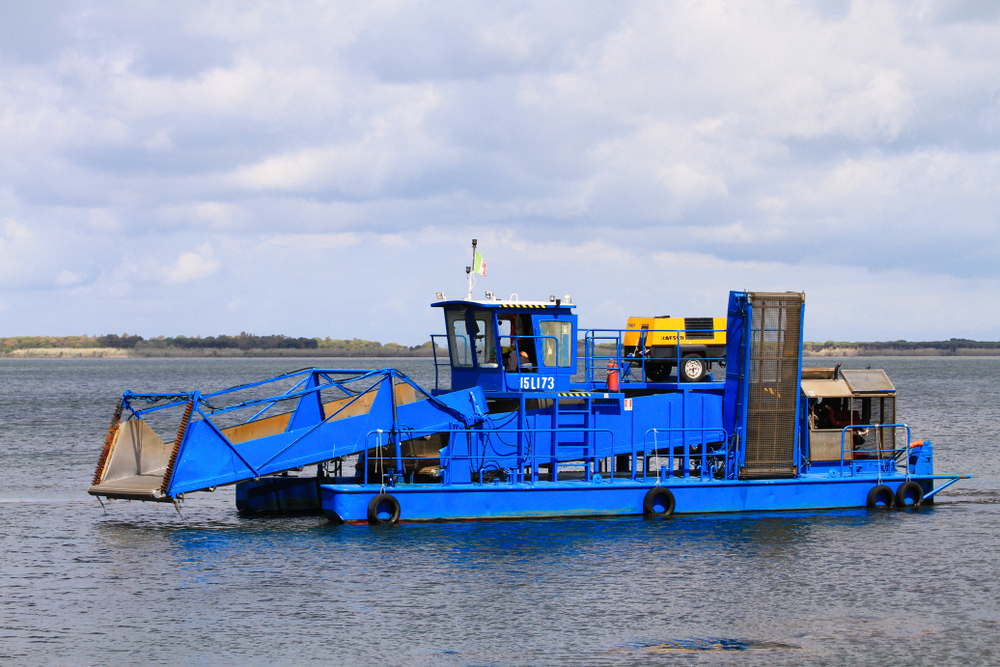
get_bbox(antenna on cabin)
[466,238,477,299]
[466,238,486,300]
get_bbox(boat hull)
[319,474,947,523]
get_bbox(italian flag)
[473,250,487,276]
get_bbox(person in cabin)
[503,314,537,372]
[815,398,866,447]
[500,315,517,371]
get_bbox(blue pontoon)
[88,290,969,523]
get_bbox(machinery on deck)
[622,315,727,382]
[89,269,970,523]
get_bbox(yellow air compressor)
[622,316,726,382]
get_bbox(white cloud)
[54,270,84,287]
[0,220,37,287]
[1,1,999,341]
[228,83,447,197]
[163,245,220,284]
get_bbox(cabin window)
[497,318,512,346]
[446,309,473,368]
[499,315,536,372]
[498,318,513,368]
[540,320,572,367]
[471,310,497,368]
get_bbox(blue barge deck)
[321,473,964,524]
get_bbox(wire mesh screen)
[852,396,896,453]
[740,292,803,479]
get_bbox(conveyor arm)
[89,368,486,501]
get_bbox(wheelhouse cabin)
[432,297,579,395]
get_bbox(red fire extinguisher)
[607,359,619,392]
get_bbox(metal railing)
[582,328,727,387]
[357,423,731,487]
[838,423,911,478]
[360,425,615,485]
[639,427,730,482]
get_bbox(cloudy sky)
[2,1,999,344]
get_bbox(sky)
[1,0,999,344]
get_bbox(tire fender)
[367,493,401,525]
[643,487,676,517]
[895,480,924,508]
[866,484,895,509]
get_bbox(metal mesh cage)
[851,395,896,453]
[740,292,803,479]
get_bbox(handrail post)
[363,432,370,485]
[683,434,690,479]
[840,427,847,477]
[700,438,708,481]
[631,439,637,481]
[431,335,440,391]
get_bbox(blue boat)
[88,287,969,523]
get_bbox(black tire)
[866,484,895,509]
[895,481,924,508]
[680,354,707,382]
[367,493,401,525]
[645,361,673,382]
[642,487,675,517]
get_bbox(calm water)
[1,357,999,666]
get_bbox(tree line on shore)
[97,333,319,350]
[1,333,438,357]
[4,334,1000,357]
[803,339,1000,354]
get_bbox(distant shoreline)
[4,335,999,359]
[2,347,437,359]
[803,342,1000,357]
[1,335,438,359]
[4,347,999,359]
[803,348,1000,357]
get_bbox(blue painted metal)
[98,369,491,498]
[795,299,807,472]
[90,289,972,522]
[838,424,912,477]
[321,473,968,523]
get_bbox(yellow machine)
[623,316,727,382]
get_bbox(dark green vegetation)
[99,333,319,350]
[804,339,1000,356]
[4,335,999,357]
[1,334,438,357]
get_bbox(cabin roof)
[799,369,896,397]
[431,298,575,309]
[801,378,853,398]
[841,369,895,394]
